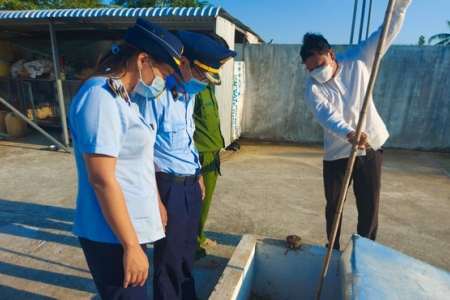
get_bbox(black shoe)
[226,141,240,151]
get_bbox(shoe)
[200,238,217,247]
[194,258,220,269]
[225,141,240,151]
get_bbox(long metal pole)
[349,0,358,45]
[366,0,374,39]
[314,1,396,299]
[358,0,367,43]
[48,18,70,148]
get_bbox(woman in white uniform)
[69,18,183,299]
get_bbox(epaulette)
[106,78,129,104]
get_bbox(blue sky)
[208,0,450,45]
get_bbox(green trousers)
[196,151,220,260]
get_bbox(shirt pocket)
[162,121,187,151]
[201,101,215,117]
[200,101,220,130]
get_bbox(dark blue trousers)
[78,237,147,300]
[153,177,202,300]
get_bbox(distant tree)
[428,20,450,45]
[0,0,211,10]
[0,0,106,10]
[418,35,425,46]
[0,0,35,10]
[111,0,211,8]
[166,0,210,7]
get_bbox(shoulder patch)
[106,78,128,103]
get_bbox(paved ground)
[0,128,449,299]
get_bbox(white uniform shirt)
[304,1,410,161]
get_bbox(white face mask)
[310,64,333,84]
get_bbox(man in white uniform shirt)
[300,0,412,250]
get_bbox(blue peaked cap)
[177,30,237,85]
[124,18,184,78]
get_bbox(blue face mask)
[181,67,209,95]
[133,65,166,98]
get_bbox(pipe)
[314,0,396,299]
[48,18,70,148]
[366,0,373,39]
[358,0,367,43]
[349,0,358,45]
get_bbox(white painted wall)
[239,44,450,151]
[215,16,236,147]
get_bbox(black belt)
[156,172,200,183]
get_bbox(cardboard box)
[0,61,11,77]
[0,41,14,61]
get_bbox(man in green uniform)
[194,33,236,262]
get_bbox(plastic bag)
[23,59,53,78]
[10,59,26,78]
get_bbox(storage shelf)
[0,77,79,128]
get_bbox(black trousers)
[323,149,383,250]
[78,237,147,300]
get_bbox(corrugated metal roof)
[0,6,221,20]
[0,7,263,42]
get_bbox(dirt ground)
[0,127,449,299]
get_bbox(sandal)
[200,238,217,247]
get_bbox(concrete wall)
[240,44,450,151]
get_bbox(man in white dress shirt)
[300,0,412,250]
